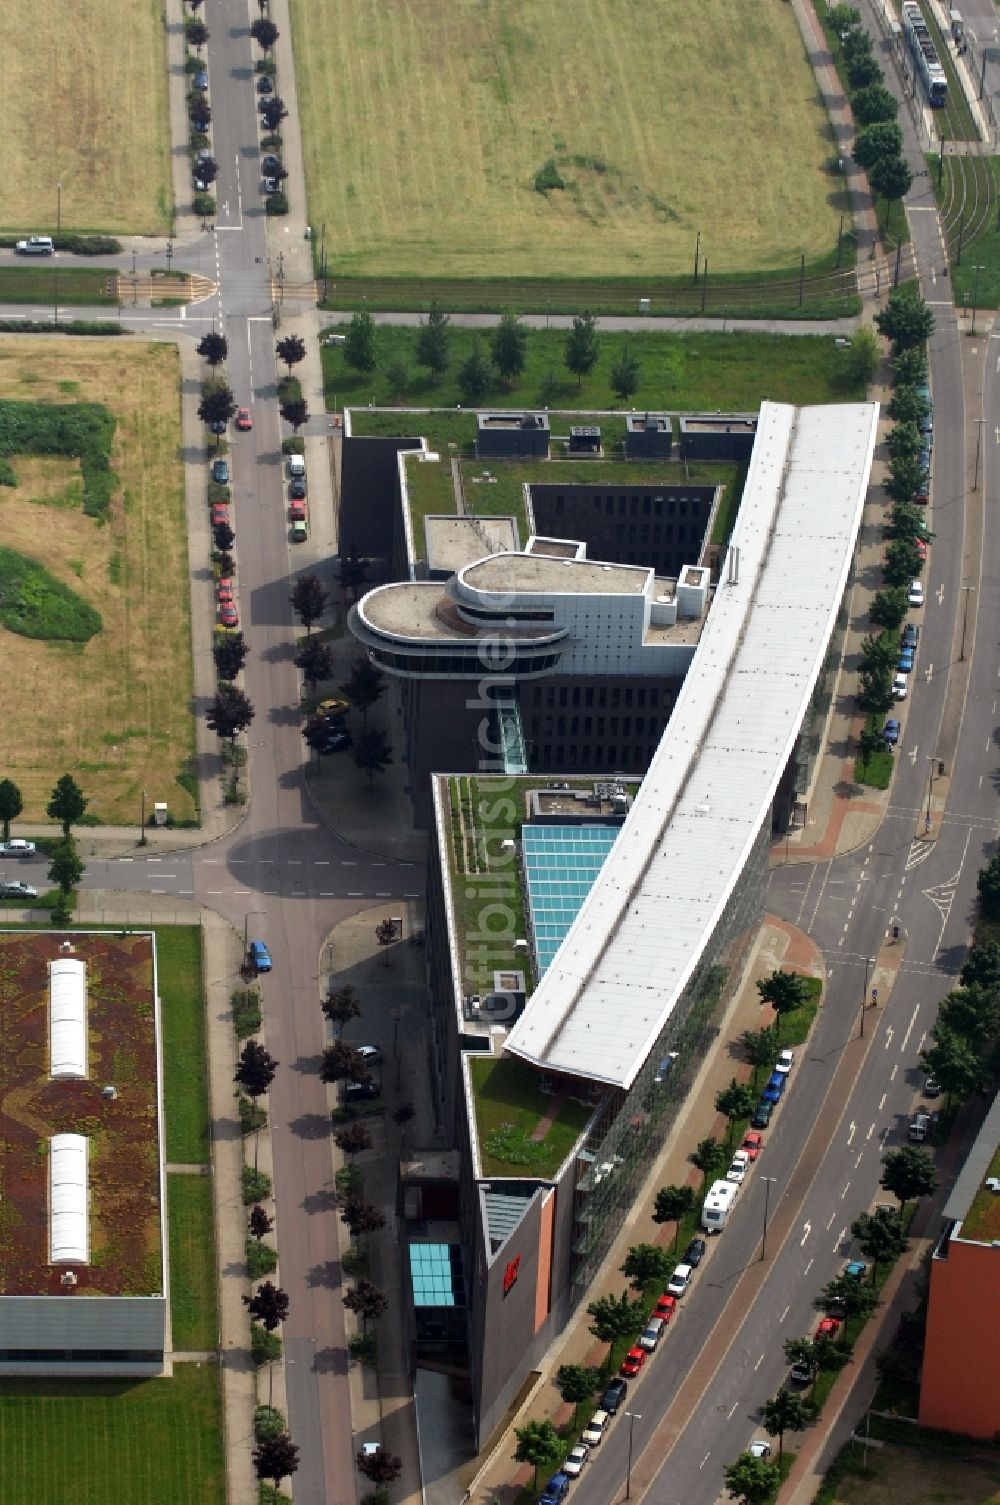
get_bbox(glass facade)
[522,825,622,974]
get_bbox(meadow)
[0,0,171,234]
[291,0,844,282]
[0,339,196,825]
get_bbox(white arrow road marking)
[801,1222,812,1246]
[847,1121,857,1145]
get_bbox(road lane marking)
[804,1258,813,1277]
[780,1304,790,1322]
[836,1227,847,1247]
[855,1151,864,1167]
[700,1454,711,1469]
[884,1027,895,1050]
[867,1123,876,1140]
[754,1353,765,1370]
[320,892,335,897]
[900,1006,920,1053]
[348,891,363,896]
[847,1121,856,1145]
[342,861,358,866]
[117,857,134,863]
[800,1223,812,1246]
[826,1212,837,1229]
[841,1181,851,1199]
[316,861,330,866]
[890,1064,898,1080]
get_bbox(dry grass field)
[290,0,841,279]
[0,339,195,825]
[0,0,171,234]
[824,1445,1000,1505]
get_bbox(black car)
[344,1078,380,1103]
[194,69,209,92]
[289,477,306,500]
[750,1099,773,1130]
[209,418,227,435]
[683,1238,707,1268]
[600,1377,628,1415]
[261,154,282,175]
[263,177,281,195]
[318,730,351,755]
[256,74,274,94]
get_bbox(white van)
[15,235,55,256]
[288,453,306,478]
[701,1178,738,1233]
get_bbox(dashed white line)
[347,891,363,897]
[780,1304,790,1322]
[316,861,330,866]
[728,1400,740,1416]
[826,1212,837,1229]
[841,1181,851,1199]
[804,1257,813,1277]
[890,1064,898,1081]
[376,891,391,897]
[879,1092,887,1110]
[699,1453,711,1470]
[855,1151,864,1167]
[342,861,358,866]
[754,1352,765,1370]
[320,891,335,897]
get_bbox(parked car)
[924,1074,942,1098]
[654,1051,679,1083]
[600,1377,628,1414]
[883,718,900,746]
[751,1099,773,1129]
[762,1071,786,1104]
[726,1150,751,1185]
[317,729,351,754]
[289,476,307,499]
[248,940,272,972]
[667,1263,693,1298]
[0,881,38,899]
[844,1260,867,1282]
[219,600,239,628]
[909,1111,931,1142]
[774,1048,794,1076]
[653,1292,677,1322]
[815,1315,841,1341]
[211,458,230,484]
[683,1237,707,1267]
[235,407,253,431]
[15,236,54,255]
[789,1356,816,1385]
[356,1045,383,1066]
[908,579,925,607]
[581,1411,609,1447]
[562,1443,589,1478]
[261,153,282,175]
[217,577,235,603]
[638,1317,666,1352]
[0,839,35,857]
[318,697,350,720]
[289,498,307,522]
[897,648,915,675]
[892,673,908,701]
[748,1440,772,1460]
[194,69,209,91]
[344,1078,380,1103]
[256,74,275,94]
[263,177,281,195]
[740,1131,764,1161]
[210,503,230,528]
[291,519,308,543]
[209,417,227,435]
[901,623,918,648]
[619,1346,645,1378]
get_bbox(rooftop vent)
[60,1270,78,1290]
[102,1085,118,1100]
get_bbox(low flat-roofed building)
[679,412,758,462]
[476,411,550,458]
[624,412,673,459]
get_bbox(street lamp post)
[971,264,985,333]
[960,584,976,661]
[57,181,62,234]
[925,752,938,834]
[166,240,173,275]
[139,788,148,846]
[973,417,986,490]
[624,1411,641,1500]
[861,955,875,1037]
[760,1176,777,1261]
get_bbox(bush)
[192,193,216,218]
[253,1405,285,1443]
[348,1332,377,1366]
[232,987,263,1038]
[0,234,120,255]
[361,1492,391,1505]
[0,320,125,336]
[266,191,289,217]
[239,1093,268,1136]
[0,547,103,642]
[534,157,566,193]
[260,133,283,151]
[246,1237,278,1279]
[242,1166,272,1205]
[0,397,117,519]
[281,436,304,454]
[207,481,231,504]
[335,1164,363,1198]
[250,1324,282,1367]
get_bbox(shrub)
[0,320,125,336]
[253,1405,285,1443]
[534,158,566,193]
[242,1166,272,1205]
[335,1164,363,1198]
[192,193,216,219]
[281,437,304,454]
[361,1492,391,1505]
[348,1332,377,1366]
[0,397,117,518]
[246,1238,278,1279]
[232,987,263,1038]
[250,1324,282,1367]
[260,133,283,151]
[266,191,289,217]
[0,547,102,642]
[239,1094,268,1136]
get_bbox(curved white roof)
[50,1133,89,1264]
[505,401,879,1088]
[49,957,88,1079]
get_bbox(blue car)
[883,718,900,746]
[539,1474,570,1505]
[248,940,272,973]
[845,1260,867,1281]
[901,624,918,649]
[897,649,915,675]
[762,1071,786,1104]
[211,458,230,484]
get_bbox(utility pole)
[971,264,985,332]
[861,955,875,1036]
[693,229,701,285]
[760,1176,777,1261]
[960,584,975,660]
[973,416,986,490]
[624,1411,641,1500]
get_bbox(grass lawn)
[0,267,116,306]
[0,1364,224,1505]
[294,0,842,283]
[854,745,894,790]
[0,339,196,824]
[469,1055,592,1177]
[776,977,823,1049]
[815,1439,1000,1505]
[0,0,170,235]
[927,153,1000,306]
[325,328,866,417]
[157,926,210,1165]
[168,1174,218,1352]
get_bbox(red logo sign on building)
[502,1254,521,1298]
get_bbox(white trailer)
[701,1178,739,1233]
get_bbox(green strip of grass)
[927,153,1000,304]
[157,926,210,1164]
[325,327,866,418]
[469,1055,592,1177]
[0,266,116,306]
[168,1174,218,1352]
[0,1364,225,1505]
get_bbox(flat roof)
[425,514,519,575]
[504,401,879,1087]
[461,554,651,596]
[942,1090,1000,1239]
[0,931,163,1296]
[358,582,568,642]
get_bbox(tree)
[847,51,882,90]
[868,587,908,631]
[295,636,334,693]
[884,456,923,508]
[977,854,1000,919]
[195,156,218,188]
[564,311,599,390]
[859,724,886,765]
[48,838,85,904]
[853,121,904,171]
[490,311,528,387]
[303,712,335,753]
[456,338,492,403]
[586,1289,644,1347]
[621,1243,673,1292]
[254,1433,299,1499]
[345,308,377,374]
[189,96,211,130]
[829,4,863,31]
[857,664,894,717]
[610,343,640,402]
[260,97,288,132]
[198,383,237,429]
[819,1273,879,1335]
[249,1205,274,1242]
[250,16,279,51]
[343,1279,387,1328]
[892,347,927,387]
[652,1184,695,1249]
[761,1387,818,1457]
[207,684,255,746]
[959,939,1000,993]
[883,536,923,587]
[920,1025,986,1104]
[386,359,410,399]
[554,1363,601,1424]
[851,1207,908,1280]
[341,658,386,724]
[756,969,807,1038]
[0,778,23,841]
[290,573,329,634]
[690,1136,726,1187]
[724,1451,781,1505]
[885,502,931,544]
[236,1040,278,1100]
[353,727,393,785]
[415,303,451,381]
[847,325,880,386]
[244,1280,289,1330]
[715,1078,755,1144]
[280,395,309,434]
[323,983,361,1035]
[276,333,306,376]
[851,82,898,127]
[870,155,913,220]
[335,1121,372,1160]
[941,984,1000,1044]
[886,422,922,465]
[887,386,928,428]
[186,17,209,48]
[875,291,934,353]
[739,1027,777,1089]
[340,1196,386,1242]
[197,332,228,369]
[213,522,236,555]
[513,1419,562,1490]
[859,632,897,673]
[320,1041,370,1085]
[213,631,248,682]
[357,1448,402,1488]
[783,1336,820,1387]
[47,774,88,836]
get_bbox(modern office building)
[919,1091,1000,1437]
[0,930,168,1374]
[393,402,879,1448]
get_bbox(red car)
[741,1131,764,1161]
[653,1293,677,1322]
[289,497,307,522]
[217,577,234,603]
[815,1315,841,1341]
[235,407,253,431]
[218,600,239,628]
[619,1346,645,1378]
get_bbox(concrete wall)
[920,1234,1000,1437]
